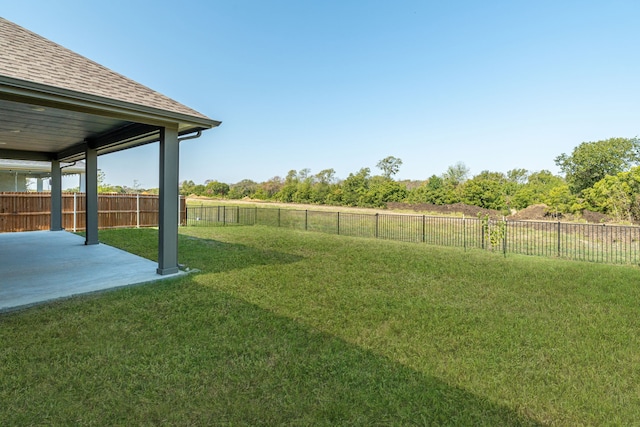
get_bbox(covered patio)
[0,231,182,312]
[0,18,219,307]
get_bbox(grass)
[188,204,640,265]
[2,226,640,425]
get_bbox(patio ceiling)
[0,96,133,160]
[0,76,218,163]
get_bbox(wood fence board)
[0,193,186,232]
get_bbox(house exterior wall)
[0,174,28,191]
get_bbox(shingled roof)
[0,17,220,162]
[0,17,211,120]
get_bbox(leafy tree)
[363,176,408,207]
[311,169,337,203]
[228,179,258,199]
[297,168,312,181]
[501,169,529,210]
[408,175,460,205]
[96,170,127,193]
[545,184,581,214]
[583,166,640,222]
[555,137,640,194]
[324,186,343,205]
[315,169,336,185]
[407,176,440,204]
[193,184,206,195]
[341,167,371,206]
[293,178,313,203]
[511,170,564,209]
[255,176,283,200]
[507,168,529,184]
[180,180,197,196]
[376,156,402,179]
[442,162,470,185]
[204,180,229,197]
[461,171,508,211]
[275,170,299,202]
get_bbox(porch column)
[36,178,43,192]
[157,125,180,275]
[50,160,63,231]
[85,145,99,245]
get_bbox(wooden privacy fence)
[0,192,186,232]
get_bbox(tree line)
[181,138,640,223]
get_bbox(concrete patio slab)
[0,230,183,312]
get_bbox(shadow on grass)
[96,228,303,274]
[0,279,542,426]
[179,234,304,274]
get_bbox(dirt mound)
[387,202,503,218]
[389,202,616,224]
[581,210,611,224]
[509,204,558,221]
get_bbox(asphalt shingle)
[0,17,210,120]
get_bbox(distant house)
[0,159,85,192]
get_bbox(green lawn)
[2,226,640,425]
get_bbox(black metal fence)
[185,205,640,265]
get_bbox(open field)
[186,196,393,215]
[188,204,640,265]
[2,226,640,425]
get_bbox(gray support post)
[36,178,43,192]
[85,145,99,245]
[50,160,63,231]
[73,192,77,232]
[157,126,180,275]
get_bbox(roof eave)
[0,75,222,131]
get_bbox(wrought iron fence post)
[463,215,466,251]
[223,205,226,226]
[305,210,308,231]
[557,221,561,258]
[481,220,486,250]
[337,211,340,235]
[503,218,507,257]
[375,213,379,238]
[237,206,240,224]
[422,215,426,243]
[278,208,281,227]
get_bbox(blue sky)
[3,1,640,188]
